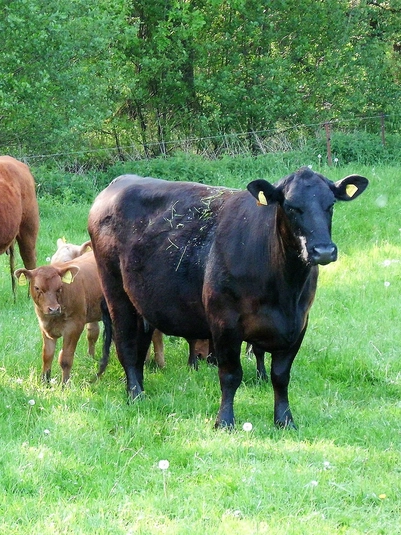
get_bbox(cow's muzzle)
[310,244,337,265]
[46,305,62,315]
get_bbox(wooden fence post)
[324,121,332,166]
[380,113,386,146]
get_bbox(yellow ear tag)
[257,191,268,206]
[346,184,358,198]
[18,273,27,286]
[84,245,92,252]
[62,270,74,284]
[61,236,66,243]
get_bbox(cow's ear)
[80,240,92,255]
[56,238,65,248]
[60,266,80,284]
[332,175,369,201]
[247,179,281,206]
[14,268,31,286]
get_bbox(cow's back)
[89,175,237,338]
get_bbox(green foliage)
[1,160,401,533]
[1,0,401,160]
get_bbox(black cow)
[88,167,368,429]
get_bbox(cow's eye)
[286,205,303,215]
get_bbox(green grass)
[1,160,401,534]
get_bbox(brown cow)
[0,156,39,297]
[15,251,106,384]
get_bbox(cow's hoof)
[214,419,235,431]
[275,419,297,430]
[127,387,145,403]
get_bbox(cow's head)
[247,167,368,266]
[14,265,80,315]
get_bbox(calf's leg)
[58,326,84,384]
[86,321,100,357]
[42,334,57,382]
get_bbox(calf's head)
[14,265,80,316]
[247,167,368,266]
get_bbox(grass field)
[0,160,400,534]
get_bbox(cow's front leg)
[42,334,57,383]
[59,328,82,385]
[270,331,305,429]
[213,332,243,429]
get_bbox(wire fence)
[16,112,401,169]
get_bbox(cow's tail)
[97,297,113,377]
[7,243,16,302]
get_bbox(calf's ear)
[59,266,80,284]
[14,268,31,286]
[247,179,282,206]
[332,175,369,201]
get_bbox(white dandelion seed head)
[376,194,388,208]
[384,281,391,287]
[243,422,253,432]
[28,399,35,406]
[158,460,169,470]
[44,429,50,435]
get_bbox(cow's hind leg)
[105,289,144,399]
[251,344,268,381]
[86,321,100,357]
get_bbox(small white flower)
[243,422,253,432]
[158,460,169,470]
[309,480,319,487]
[318,154,322,159]
[44,429,50,435]
[323,461,332,470]
[384,281,391,287]
[334,158,339,163]
[28,399,35,406]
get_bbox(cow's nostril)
[312,245,337,265]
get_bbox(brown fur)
[0,156,39,296]
[15,252,103,384]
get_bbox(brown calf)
[50,238,166,370]
[15,252,104,384]
[0,155,39,297]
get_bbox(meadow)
[0,157,400,534]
